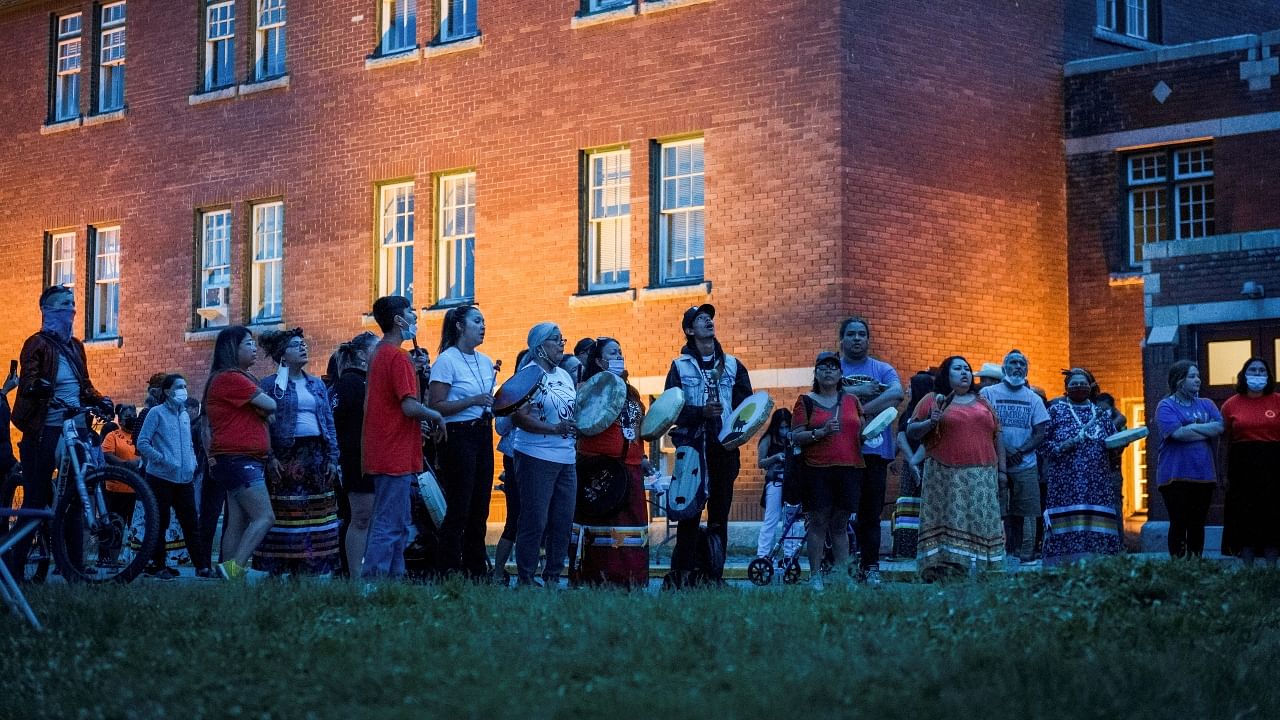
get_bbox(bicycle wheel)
[52,466,160,583]
[1,465,53,583]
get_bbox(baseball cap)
[681,304,716,332]
[815,351,841,368]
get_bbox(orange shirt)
[102,428,139,462]
[912,393,1000,467]
[1222,393,1280,443]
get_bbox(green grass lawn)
[2,558,1278,720]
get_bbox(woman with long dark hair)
[906,356,1006,580]
[255,328,341,576]
[571,337,649,587]
[203,326,276,580]
[1220,357,1278,567]
[427,304,497,580]
[332,331,378,576]
[1155,360,1223,558]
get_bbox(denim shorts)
[210,455,266,493]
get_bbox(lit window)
[437,172,475,304]
[98,3,126,113]
[53,13,82,121]
[1125,144,1212,266]
[1206,339,1252,387]
[439,0,477,42]
[198,210,232,328]
[1129,402,1147,512]
[380,0,417,54]
[49,231,76,288]
[251,202,284,323]
[91,226,121,339]
[378,182,415,302]
[255,0,286,80]
[656,138,704,285]
[584,149,630,293]
[205,1,236,90]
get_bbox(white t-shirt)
[432,347,497,423]
[512,366,577,465]
[980,382,1050,471]
[294,379,322,438]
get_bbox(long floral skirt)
[917,458,1005,579]
[253,437,340,575]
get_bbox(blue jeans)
[514,453,576,584]
[362,473,413,578]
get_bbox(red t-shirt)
[793,393,864,468]
[1222,393,1280,443]
[362,342,423,476]
[912,393,999,467]
[578,397,646,466]
[206,370,270,458]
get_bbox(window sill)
[365,47,420,70]
[640,0,715,15]
[571,5,638,29]
[189,86,238,106]
[239,75,290,96]
[82,336,123,350]
[1108,272,1145,288]
[569,288,636,307]
[184,328,224,342]
[84,109,126,127]
[637,281,711,302]
[247,320,285,330]
[40,118,82,135]
[425,34,482,57]
[1092,26,1161,51]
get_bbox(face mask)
[1247,375,1268,392]
[607,358,626,376]
[170,389,189,404]
[1004,376,1026,388]
[401,321,417,341]
[1067,387,1090,403]
[41,307,75,341]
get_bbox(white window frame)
[1128,402,1147,513]
[204,1,236,91]
[439,0,477,43]
[380,0,417,54]
[91,226,121,339]
[1125,0,1148,40]
[251,202,284,323]
[49,231,76,289]
[378,182,415,303]
[585,149,630,293]
[437,172,476,304]
[1100,0,1117,31]
[98,3,126,113]
[588,0,632,11]
[198,209,232,328]
[54,13,82,121]
[255,0,286,80]
[656,137,705,285]
[1125,145,1212,266]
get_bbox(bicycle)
[8,399,162,583]
[1,463,51,583]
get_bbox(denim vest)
[258,372,339,464]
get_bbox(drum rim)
[576,372,627,435]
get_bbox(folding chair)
[0,507,56,631]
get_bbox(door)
[1196,322,1280,406]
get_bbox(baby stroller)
[747,504,859,586]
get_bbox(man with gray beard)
[980,349,1049,564]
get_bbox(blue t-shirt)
[1155,396,1222,486]
[839,355,900,460]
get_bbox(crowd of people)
[3,284,1276,590]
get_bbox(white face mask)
[607,358,626,376]
[171,388,189,404]
[1247,375,1268,392]
[1004,376,1026,388]
[400,319,418,341]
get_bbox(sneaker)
[862,567,883,585]
[216,560,244,581]
[810,574,825,591]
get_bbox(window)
[90,226,121,339]
[583,149,630,293]
[1100,0,1157,41]
[378,182,415,302]
[439,0,477,42]
[1125,144,1213,265]
[585,0,632,11]
[255,0,286,80]
[380,0,417,54]
[251,202,284,323]
[198,210,232,328]
[53,13,82,121]
[437,172,475,304]
[48,231,76,288]
[204,1,236,90]
[655,138,705,285]
[1206,339,1252,386]
[97,3,126,112]
[1129,402,1147,513]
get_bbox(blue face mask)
[1247,375,1268,392]
[41,308,74,341]
[607,358,626,376]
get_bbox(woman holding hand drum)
[571,338,649,587]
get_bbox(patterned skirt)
[254,437,340,575]
[891,463,923,559]
[917,458,1005,579]
[1042,455,1123,567]
[569,463,649,588]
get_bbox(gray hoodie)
[136,401,197,484]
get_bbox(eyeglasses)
[544,337,566,345]
[286,340,308,350]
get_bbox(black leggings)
[148,475,207,571]
[434,421,494,578]
[1159,482,1214,557]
